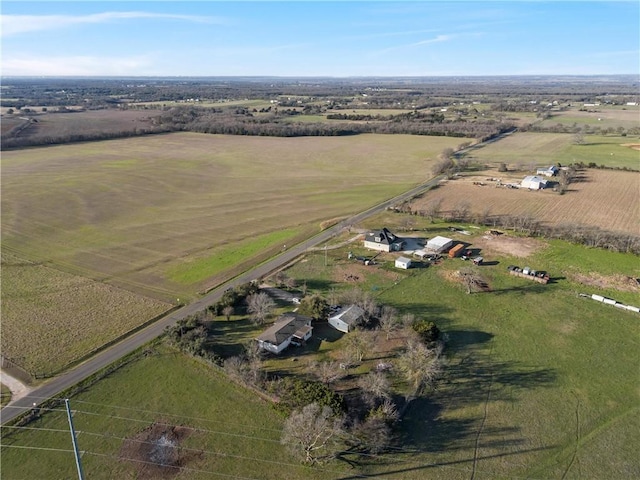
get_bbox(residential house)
[256,313,313,354]
[364,228,404,252]
[328,305,365,333]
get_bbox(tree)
[357,371,391,408]
[281,403,344,464]
[344,329,375,363]
[246,292,275,325]
[422,198,442,223]
[222,305,234,321]
[312,360,343,386]
[396,339,442,397]
[411,319,440,344]
[378,305,399,339]
[298,294,329,320]
[451,200,471,222]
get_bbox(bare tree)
[222,305,234,321]
[396,339,443,397]
[358,371,391,408]
[344,329,375,363]
[281,403,345,464]
[378,305,399,340]
[246,292,275,325]
[422,198,443,223]
[244,341,264,385]
[452,200,471,222]
[312,360,343,386]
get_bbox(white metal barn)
[521,175,548,190]
[426,236,453,253]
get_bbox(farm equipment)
[507,265,550,284]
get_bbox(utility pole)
[65,399,85,480]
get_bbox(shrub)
[412,320,440,344]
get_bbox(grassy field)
[466,131,640,169]
[0,384,11,408]
[0,109,161,142]
[1,132,467,301]
[409,168,640,235]
[538,104,640,130]
[3,230,638,479]
[1,132,467,376]
[0,252,171,376]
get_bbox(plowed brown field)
[411,169,639,234]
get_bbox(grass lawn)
[0,384,11,408]
[0,345,353,480]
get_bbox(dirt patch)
[119,422,202,479]
[473,233,546,258]
[622,143,640,151]
[332,260,398,284]
[570,272,640,293]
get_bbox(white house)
[256,313,313,354]
[328,305,365,333]
[521,175,548,190]
[395,256,412,269]
[363,228,404,252]
[536,166,558,177]
[426,236,453,253]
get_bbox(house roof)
[522,175,547,183]
[257,313,313,346]
[396,256,412,263]
[365,227,398,245]
[330,304,365,326]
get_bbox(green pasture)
[283,222,640,479]
[0,345,348,480]
[539,104,640,130]
[4,227,637,479]
[167,228,301,285]
[469,131,639,169]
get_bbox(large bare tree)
[281,403,344,464]
[396,339,443,397]
[246,292,275,325]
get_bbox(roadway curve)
[1,174,443,425]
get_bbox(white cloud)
[1,11,226,37]
[1,55,157,76]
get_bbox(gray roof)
[365,227,397,245]
[330,304,365,326]
[257,313,313,346]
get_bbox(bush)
[271,377,346,416]
[412,320,440,343]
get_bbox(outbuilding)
[395,256,412,269]
[521,175,548,190]
[426,236,453,253]
[328,305,365,333]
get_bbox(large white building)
[426,236,453,253]
[521,175,548,190]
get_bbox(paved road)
[1,174,443,425]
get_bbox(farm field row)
[538,104,640,130]
[410,168,640,235]
[1,132,464,301]
[3,231,638,479]
[466,132,639,170]
[0,252,171,376]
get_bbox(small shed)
[521,175,548,190]
[427,236,453,253]
[536,166,558,177]
[395,256,412,269]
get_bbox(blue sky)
[1,1,638,76]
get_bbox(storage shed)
[395,256,412,269]
[426,236,453,253]
[328,305,365,333]
[521,175,548,190]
